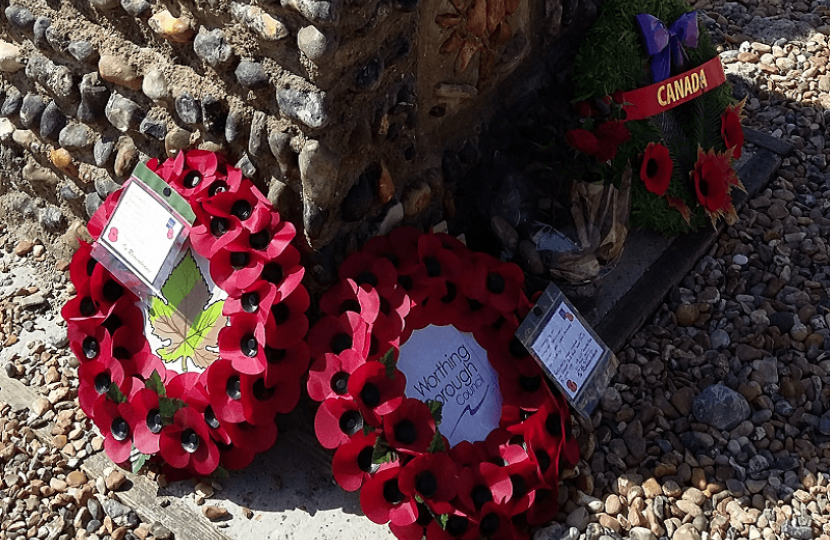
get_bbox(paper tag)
[92,163,195,300]
[516,283,617,417]
[397,325,503,447]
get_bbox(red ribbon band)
[619,56,727,122]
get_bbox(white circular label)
[397,325,503,447]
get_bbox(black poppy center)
[146,409,163,433]
[468,298,484,312]
[471,484,492,509]
[360,383,381,407]
[383,253,400,267]
[181,428,200,453]
[111,417,129,441]
[546,413,562,438]
[94,372,111,394]
[339,410,363,435]
[508,337,527,359]
[86,257,98,276]
[113,346,130,360]
[226,376,242,400]
[647,157,659,177]
[357,446,374,472]
[340,299,361,314]
[424,257,441,277]
[271,303,290,325]
[535,449,551,473]
[519,375,541,392]
[209,181,228,197]
[510,474,527,499]
[382,478,404,504]
[398,275,413,291]
[82,337,99,359]
[394,419,417,445]
[204,406,221,429]
[356,271,378,288]
[241,292,260,313]
[249,229,270,250]
[261,262,283,284]
[231,200,253,220]
[240,335,258,357]
[485,272,505,294]
[414,471,437,498]
[480,513,500,536]
[211,217,229,237]
[183,170,202,188]
[102,314,122,333]
[331,333,352,354]
[699,177,709,196]
[253,378,275,401]
[80,297,96,317]
[265,346,287,364]
[230,252,250,269]
[446,516,469,537]
[441,282,458,303]
[379,297,390,316]
[331,372,349,394]
[102,280,124,302]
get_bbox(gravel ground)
[4,1,830,540]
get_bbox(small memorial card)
[516,283,618,417]
[92,163,196,300]
[397,325,503,447]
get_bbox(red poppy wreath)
[307,228,580,540]
[62,150,309,478]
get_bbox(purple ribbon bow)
[636,12,699,83]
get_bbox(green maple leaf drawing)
[148,250,227,370]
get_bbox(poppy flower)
[523,487,559,525]
[101,297,146,338]
[223,278,280,325]
[360,461,418,526]
[209,246,266,295]
[692,147,743,222]
[168,372,232,447]
[314,397,364,449]
[404,235,462,304]
[191,163,244,205]
[595,120,631,145]
[347,361,406,427]
[89,265,136,312]
[320,279,381,325]
[68,324,112,365]
[158,406,220,476]
[92,397,136,464]
[573,101,595,118]
[338,252,399,299]
[426,512,479,540]
[69,242,96,290]
[565,129,599,156]
[495,357,553,413]
[593,138,618,162]
[217,313,267,375]
[639,142,673,196]
[190,202,244,257]
[363,226,421,275]
[161,150,227,201]
[307,311,371,360]
[456,462,512,515]
[123,388,165,455]
[265,287,310,348]
[223,419,278,456]
[204,359,250,424]
[449,440,488,468]
[109,327,162,380]
[216,440,256,471]
[398,453,460,514]
[262,340,309,390]
[721,103,744,160]
[257,244,305,301]
[475,502,520,540]
[332,430,379,491]
[202,179,272,234]
[382,398,436,455]
[61,291,106,329]
[229,212,296,260]
[368,285,411,343]
[307,349,365,402]
[465,255,524,313]
[78,356,129,413]
[389,502,434,540]
[87,188,123,239]
[499,454,541,516]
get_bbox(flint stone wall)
[0,0,596,262]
